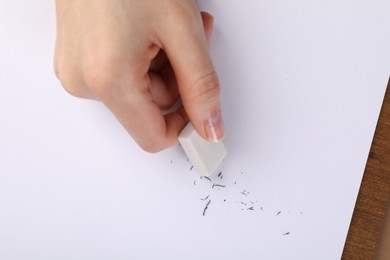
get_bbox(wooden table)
[342,78,390,259]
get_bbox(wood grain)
[342,78,390,260]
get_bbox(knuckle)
[136,130,176,153]
[61,82,83,98]
[54,53,61,80]
[188,71,220,102]
[55,64,85,98]
[83,60,119,97]
[82,57,136,98]
[159,95,179,111]
[138,140,164,153]
[54,64,60,80]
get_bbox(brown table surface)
[342,78,390,260]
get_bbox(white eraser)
[178,123,227,176]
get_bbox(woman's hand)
[54,0,225,152]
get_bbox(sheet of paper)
[1,0,389,259]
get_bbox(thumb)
[160,10,225,142]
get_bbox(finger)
[159,6,225,142]
[102,78,186,152]
[148,12,213,109]
[149,65,179,110]
[150,12,213,73]
[89,59,185,152]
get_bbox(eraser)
[178,123,227,176]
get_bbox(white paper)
[1,0,389,259]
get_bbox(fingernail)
[204,111,225,142]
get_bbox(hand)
[54,0,225,152]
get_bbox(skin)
[54,0,225,152]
